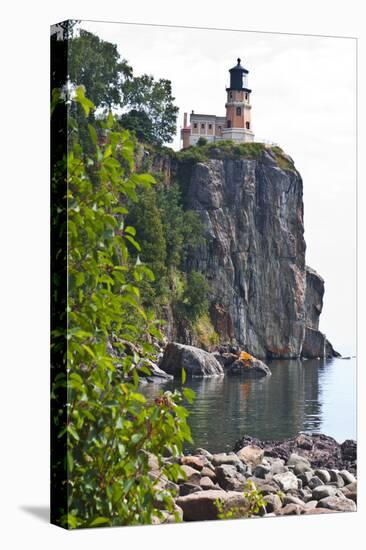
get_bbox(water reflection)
[141,357,356,453]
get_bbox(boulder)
[273,471,299,492]
[181,456,205,471]
[212,453,243,467]
[287,453,312,475]
[200,476,215,490]
[159,343,224,378]
[178,464,201,485]
[193,448,214,461]
[201,466,217,481]
[339,470,356,485]
[264,494,283,513]
[227,354,271,377]
[176,489,249,521]
[236,445,264,467]
[179,483,203,496]
[317,496,356,512]
[314,469,331,484]
[312,485,340,500]
[215,464,247,492]
[276,503,305,516]
[308,476,324,490]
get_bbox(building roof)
[229,58,249,74]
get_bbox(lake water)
[141,357,356,453]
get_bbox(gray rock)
[212,452,242,467]
[283,495,306,507]
[269,459,287,476]
[308,476,324,490]
[264,494,283,513]
[339,470,356,485]
[317,496,356,512]
[181,456,206,471]
[299,488,313,503]
[276,503,305,516]
[227,356,272,377]
[273,471,299,492]
[236,445,264,467]
[314,469,331,484]
[254,464,272,479]
[312,485,340,500]
[215,464,247,491]
[298,471,314,486]
[159,343,224,377]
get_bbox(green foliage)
[271,146,296,171]
[215,480,267,520]
[122,75,179,145]
[179,271,210,323]
[192,314,219,350]
[68,29,133,110]
[196,137,208,146]
[119,109,156,145]
[51,90,194,528]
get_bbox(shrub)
[215,480,267,520]
[51,88,194,529]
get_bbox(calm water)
[141,357,356,453]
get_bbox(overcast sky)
[79,21,356,355]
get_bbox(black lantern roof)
[227,58,251,92]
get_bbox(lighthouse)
[181,58,255,148]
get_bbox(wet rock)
[236,445,264,467]
[159,343,224,378]
[317,496,356,512]
[227,355,272,378]
[273,471,299,492]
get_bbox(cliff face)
[154,145,336,359]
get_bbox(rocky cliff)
[150,144,337,359]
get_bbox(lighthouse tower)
[222,58,254,143]
[180,58,255,148]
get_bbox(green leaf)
[89,517,111,527]
[181,368,186,385]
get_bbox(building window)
[227,120,232,128]
[218,125,221,130]
[208,123,212,129]
[201,123,205,129]
[236,107,242,116]
[246,122,250,129]
[193,123,197,128]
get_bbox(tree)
[182,271,210,322]
[68,30,132,109]
[51,89,195,529]
[122,75,179,145]
[119,109,156,144]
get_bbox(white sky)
[79,21,356,355]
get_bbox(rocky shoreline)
[150,433,357,523]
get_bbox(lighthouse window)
[230,92,233,99]
[236,107,242,116]
[246,122,250,129]
[245,93,248,100]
